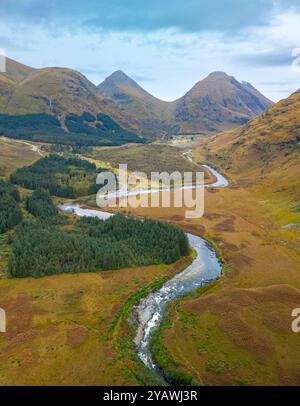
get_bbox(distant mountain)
[173,72,273,134]
[98,70,175,135]
[0,58,35,111]
[0,58,273,143]
[1,60,121,118]
[98,70,150,102]
[2,57,35,84]
[98,70,273,136]
[0,59,143,146]
[197,88,300,227]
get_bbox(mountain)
[5,67,105,116]
[1,60,123,118]
[0,59,143,146]
[198,88,300,210]
[173,72,273,134]
[0,58,273,143]
[2,57,35,84]
[164,88,300,389]
[204,89,300,175]
[0,58,36,111]
[98,70,175,135]
[98,70,273,136]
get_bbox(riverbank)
[139,147,300,385]
[58,154,228,385]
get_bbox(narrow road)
[0,136,44,157]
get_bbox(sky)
[1,0,300,102]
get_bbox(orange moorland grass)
[88,143,212,181]
[114,142,300,385]
[1,172,299,385]
[0,137,43,176]
[88,97,300,385]
[1,117,300,385]
[0,252,192,385]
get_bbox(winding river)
[58,157,228,383]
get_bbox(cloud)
[0,0,298,34]
[0,35,22,50]
[237,49,293,67]
[131,74,153,83]
[0,1,300,103]
[259,79,297,86]
[77,65,107,76]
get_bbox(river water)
[58,159,228,382]
[134,233,221,376]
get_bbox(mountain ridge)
[0,57,274,140]
[199,88,300,184]
[98,69,273,136]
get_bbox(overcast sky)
[1,0,300,102]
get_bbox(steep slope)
[98,71,273,137]
[98,70,153,103]
[1,62,126,119]
[2,57,35,84]
[174,72,273,134]
[130,90,300,387]
[240,80,273,107]
[5,67,106,116]
[0,58,35,110]
[0,58,273,140]
[202,89,300,180]
[0,59,143,145]
[193,87,300,230]
[98,70,175,135]
[0,76,14,111]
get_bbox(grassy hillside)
[0,137,42,176]
[0,252,191,385]
[114,91,300,385]
[174,72,273,134]
[89,144,211,181]
[194,89,300,215]
[202,89,300,175]
[1,58,272,140]
[98,70,273,137]
[0,59,144,143]
[2,57,35,84]
[98,70,176,137]
[5,67,104,116]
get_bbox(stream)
[58,158,228,384]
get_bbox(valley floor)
[1,139,300,385]
[0,137,43,177]
[120,141,300,385]
[0,254,191,385]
